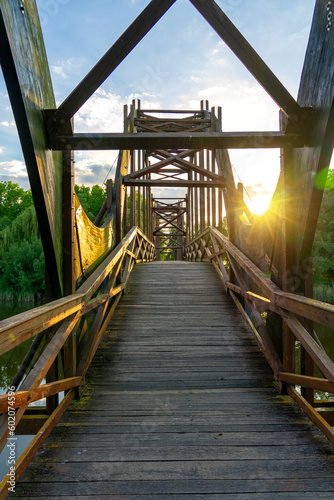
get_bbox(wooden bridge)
[1,0,334,498]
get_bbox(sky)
[0,0,316,213]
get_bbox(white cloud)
[191,76,201,83]
[51,65,67,79]
[75,89,124,133]
[0,160,27,178]
[50,58,84,81]
[1,121,10,127]
[74,154,118,187]
[0,147,3,154]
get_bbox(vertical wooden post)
[211,107,216,229]
[188,171,192,240]
[150,192,153,241]
[212,155,217,228]
[206,148,211,227]
[301,262,314,404]
[185,194,190,243]
[130,101,135,132]
[123,104,128,130]
[130,151,135,227]
[218,188,223,234]
[62,148,75,296]
[137,150,141,229]
[176,201,183,261]
[62,147,77,389]
[107,179,113,212]
[123,186,128,234]
[194,156,199,237]
[143,176,146,235]
[116,179,122,244]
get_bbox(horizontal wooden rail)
[0,227,154,356]
[50,131,307,151]
[185,226,334,445]
[0,226,155,493]
[0,377,82,413]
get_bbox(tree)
[0,181,33,220]
[75,184,107,222]
[313,186,334,281]
[0,237,45,299]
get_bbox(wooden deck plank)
[14,262,334,498]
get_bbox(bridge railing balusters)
[185,226,334,445]
[0,227,155,491]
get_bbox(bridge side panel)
[0,1,63,298]
[284,0,334,292]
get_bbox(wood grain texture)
[13,262,334,498]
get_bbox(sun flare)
[248,195,272,216]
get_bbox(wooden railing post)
[62,146,77,390]
[116,179,122,245]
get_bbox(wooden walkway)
[14,262,334,499]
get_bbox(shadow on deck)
[14,262,334,499]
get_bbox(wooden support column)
[116,179,122,244]
[200,152,205,233]
[46,360,58,415]
[130,151,135,226]
[301,262,315,404]
[137,150,141,229]
[143,176,146,235]
[62,148,77,384]
[107,179,113,212]
[206,149,211,227]
[218,188,223,234]
[212,152,217,228]
[62,149,75,296]
[176,202,183,261]
[194,168,199,237]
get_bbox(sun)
[248,195,272,215]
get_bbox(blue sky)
[0,0,316,212]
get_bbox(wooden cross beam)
[124,179,225,188]
[125,149,197,179]
[50,131,306,150]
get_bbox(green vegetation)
[75,184,107,222]
[0,182,44,301]
[0,182,108,302]
[313,169,334,303]
[1,172,333,304]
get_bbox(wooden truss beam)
[125,179,225,188]
[125,149,225,184]
[126,149,197,178]
[51,131,306,150]
[189,0,304,119]
[46,0,177,135]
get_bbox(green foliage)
[0,181,33,219]
[325,168,334,189]
[313,186,334,282]
[0,206,39,258]
[75,184,106,222]
[0,236,45,299]
[0,183,44,300]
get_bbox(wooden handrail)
[185,226,334,445]
[0,227,153,356]
[0,226,155,475]
[186,227,334,330]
